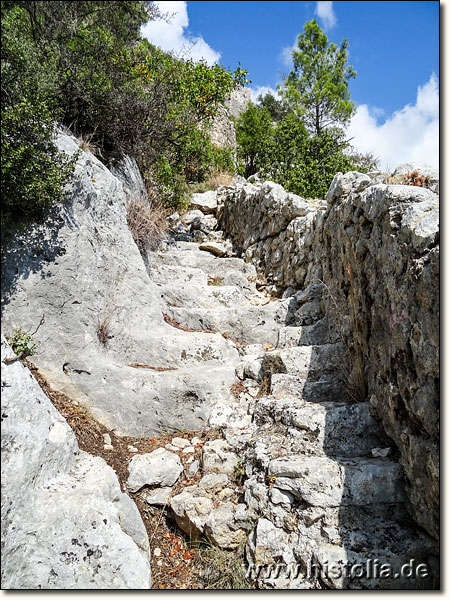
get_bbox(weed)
[194,540,255,589]
[127,196,169,252]
[6,327,40,359]
[232,457,245,484]
[96,315,112,345]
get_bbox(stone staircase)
[136,192,437,589]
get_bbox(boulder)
[1,337,151,589]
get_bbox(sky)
[142,1,440,170]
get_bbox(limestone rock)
[1,338,151,590]
[127,449,183,492]
[201,439,239,475]
[190,191,218,214]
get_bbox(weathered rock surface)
[1,133,240,437]
[1,338,151,589]
[127,448,184,492]
[219,170,439,542]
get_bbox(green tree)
[235,103,274,178]
[280,19,356,135]
[256,92,288,122]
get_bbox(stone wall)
[219,170,439,540]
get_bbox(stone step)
[267,455,406,507]
[160,284,249,311]
[86,363,240,437]
[253,400,388,458]
[270,373,344,403]
[164,305,282,346]
[262,343,346,381]
[277,319,339,347]
[151,250,257,279]
[146,264,208,287]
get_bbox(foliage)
[235,103,274,178]
[1,0,248,220]
[6,327,39,358]
[256,91,288,122]
[279,19,356,135]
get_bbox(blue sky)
[143,1,440,170]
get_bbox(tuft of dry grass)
[340,351,366,404]
[96,314,112,345]
[384,170,433,190]
[193,541,255,589]
[207,171,234,190]
[127,196,169,252]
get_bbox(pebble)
[153,548,161,557]
[128,445,138,453]
[182,447,195,454]
[171,437,191,448]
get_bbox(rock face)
[1,133,241,437]
[1,338,151,589]
[219,167,439,543]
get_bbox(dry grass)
[207,171,234,190]
[340,352,366,404]
[193,541,254,589]
[127,196,169,252]
[384,170,434,190]
[96,314,112,345]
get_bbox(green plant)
[232,457,246,483]
[7,327,40,359]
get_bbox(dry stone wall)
[219,169,439,541]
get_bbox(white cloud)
[249,85,280,103]
[315,1,337,30]
[280,41,296,67]
[141,1,220,65]
[347,74,439,171]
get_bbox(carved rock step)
[151,249,257,279]
[270,373,344,403]
[146,264,209,287]
[277,319,339,348]
[262,343,346,380]
[64,363,240,437]
[267,455,406,507]
[159,283,249,311]
[253,399,388,458]
[165,305,284,346]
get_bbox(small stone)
[153,548,161,557]
[128,445,138,453]
[182,447,195,454]
[171,437,191,449]
[103,433,112,445]
[371,447,392,458]
[143,487,172,506]
[103,444,114,451]
[191,437,203,446]
[165,444,179,452]
[189,460,199,476]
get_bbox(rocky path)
[120,192,436,589]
